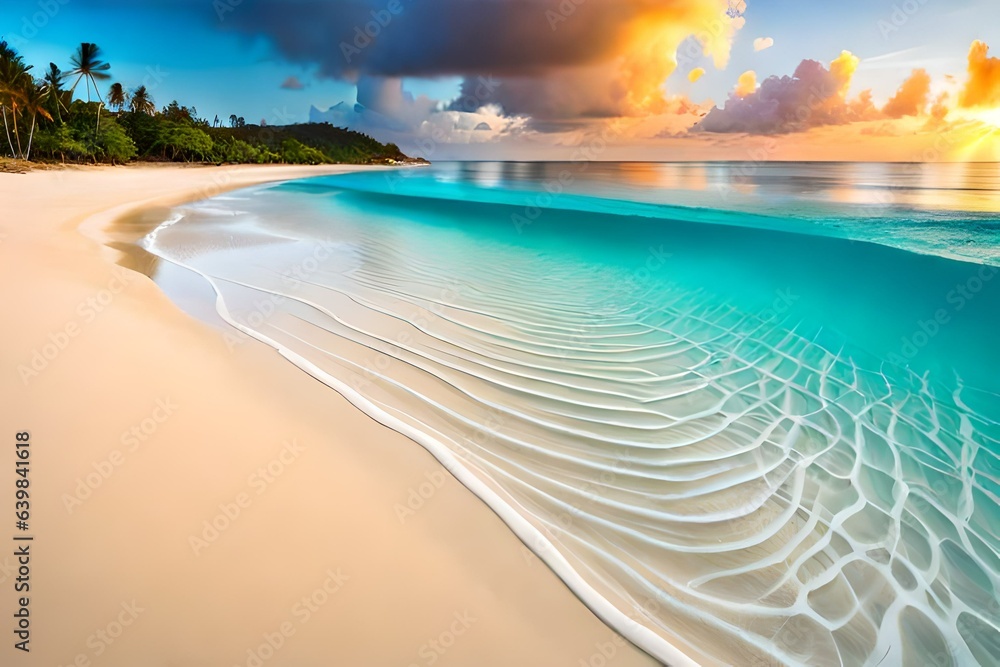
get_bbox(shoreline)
[134,178,703,666]
[0,165,661,666]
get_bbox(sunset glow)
[2,0,997,160]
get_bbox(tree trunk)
[1,106,15,158]
[25,114,36,161]
[11,104,22,158]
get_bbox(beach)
[1,0,996,661]
[0,164,660,667]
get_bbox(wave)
[138,170,1000,666]
[300,170,1000,267]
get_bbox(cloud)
[929,93,950,122]
[688,67,706,83]
[735,70,756,97]
[310,76,526,156]
[829,50,859,96]
[223,0,742,76]
[753,37,774,52]
[959,40,1000,108]
[222,0,745,125]
[280,76,305,90]
[882,68,931,118]
[695,51,877,134]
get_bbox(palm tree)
[43,63,69,122]
[106,82,127,114]
[68,43,111,102]
[68,43,110,133]
[129,85,155,115]
[0,50,32,158]
[21,81,52,161]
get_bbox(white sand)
[0,164,660,667]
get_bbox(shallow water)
[140,163,1000,666]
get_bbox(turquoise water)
[142,163,1000,666]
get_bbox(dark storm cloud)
[215,0,645,79]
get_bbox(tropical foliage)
[0,40,411,166]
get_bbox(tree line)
[0,41,409,165]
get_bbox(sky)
[2,0,1000,160]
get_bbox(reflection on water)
[441,161,1000,215]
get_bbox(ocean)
[139,162,1000,666]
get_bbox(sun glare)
[953,107,1000,161]
[971,106,1000,129]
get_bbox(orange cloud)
[830,51,859,96]
[753,37,774,52]
[883,68,932,118]
[735,70,756,97]
[850,90,880,121]
[688,67,705,83]
[930,93,949,122]
[487,0,748,125]
[959,40,1000,108]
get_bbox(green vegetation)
[0,40,417,166]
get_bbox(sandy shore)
[0,165,660,667]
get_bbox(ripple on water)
[139,181,1000,667]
